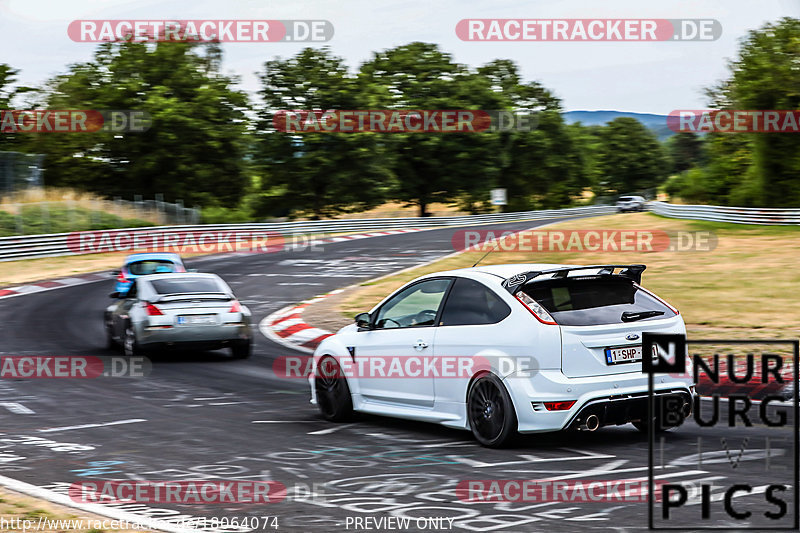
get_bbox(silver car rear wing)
[153,292,232,303]
[501,264,646,295]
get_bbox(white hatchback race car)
[309,263,693,447]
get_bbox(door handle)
[413,340,428,351]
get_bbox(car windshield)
[150,278,222,294]
[127,260,179,275]
[522,276,676,326]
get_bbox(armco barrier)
[649,201,800,225]
[0,205,613,262]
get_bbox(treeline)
[0,42,667,219]
[664,18,800,207]
[1,17,798,219]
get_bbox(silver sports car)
[104,272,252,358]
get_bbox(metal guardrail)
[649,201,800,225]
[0,205,614,262]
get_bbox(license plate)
[605,345,642,365]
[177,315,217,326]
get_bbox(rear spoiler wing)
[501,264,646,295]
[153,292,232,302]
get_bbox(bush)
[0,210,17,236]
[200,205,254,224]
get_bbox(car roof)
[124,253,184,264]
[441,263,579,280]
[136,272,220,282]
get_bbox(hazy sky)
[1,0,798,114]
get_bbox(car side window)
[373,278,452,329]
[439,278,511,326]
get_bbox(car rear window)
[522,276,676,326]
[618,197,633,201]
[127,260,179,275]
[150,278,222,294]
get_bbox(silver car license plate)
[178,315,217,326]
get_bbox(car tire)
[106,326,117,350]
[315,356,353,422]
[122,325,140,357]
[230,340,252,359]
[104,316,118,350]
[467,373,518,448]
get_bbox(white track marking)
[0,402,34,414]
[252,420,319,424]
[449,451,616,468]
[38,418,145,433]
[308,424,355,435]
[0,474,198,533]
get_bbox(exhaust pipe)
[681,401,692,418]
[579,414,600,432]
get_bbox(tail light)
[544,400,576,411]
[516,292,557,325]
[117,271,127,283]
[144,302,163,316]
[229,300,242,313]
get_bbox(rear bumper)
[564,390,692,431]
[138,323,251,347]
[503,369,693,433]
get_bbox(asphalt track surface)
[0,217,796,533]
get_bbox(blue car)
[113,253,186,294]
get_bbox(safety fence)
[649,201,800,225]
[0,205,613,262]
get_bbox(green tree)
[257,48,390,218]
[35,41,250,207]
[478,60,585,211]
[707,17,800,206]
[0,64,31,151]
[360,43,505,216]
[594,117,666,196]
[665,132,753,205]
[667,132,705,174]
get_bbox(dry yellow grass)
[0,187,162,224]
[338,213,800,340]
[331,201,473,219]
[0,487,152,532]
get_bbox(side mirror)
[109,292,120,299]
[355,312,372,330]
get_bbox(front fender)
[309,334,357,404]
